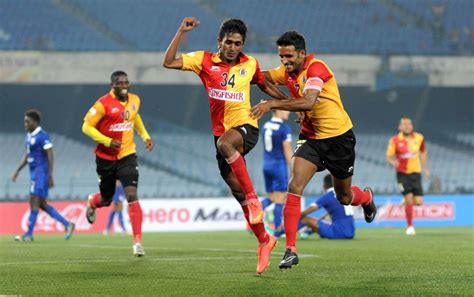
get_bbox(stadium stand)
[1,132,226,200]
[3,123,472,200]
[0,0,471,54]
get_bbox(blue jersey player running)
[261,110,292,235]
[103,181,127,235]
[11,109,75,241]
[299,174,355,239]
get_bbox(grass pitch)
[1,227,473,296]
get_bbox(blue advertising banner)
[304,195,474,228]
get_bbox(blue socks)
[26,209,39,236]
[107,211,126,232]
[106,211,116,231]
[273,203,283,230]
[117,211,126,232]
[261,198,272,210]
[45,205,69,228]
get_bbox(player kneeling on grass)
[82,71,154,257]
[298,174,355,240]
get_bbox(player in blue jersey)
[11,109,75,241]
[298,174,355,239]
[103,181,127,235]
[261,110,292,236]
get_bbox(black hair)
[25,109,41,123]
[218,19,247,42]
[111,70,128,83]
[276,31,306,51]
[323,174,333,189]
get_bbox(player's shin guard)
[241,202,269,244]
[26,209,39,236]
[226,152,257,200]
[45,205,70,227]
[128,201,143,244]
[350,186,372,206]
[405,204,414,227]
[284,193,301,250]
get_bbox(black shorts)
[96,154,139,203]
[214,124,259,179]
[294,129,356,179]
[397,172,423,196]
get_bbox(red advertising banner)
[376,203,455,221]
[0,201,112,235]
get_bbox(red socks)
[128,201,143,244]
[226,152,257,200]
[405,204,414,227]
[284,193,301,250]
[350,186,372,206]
[241,203,268,244]
[90,192,103,208]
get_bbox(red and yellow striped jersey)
[181,51,265,136]
[268,53,352,139]
[83,91,149,160]
[386,132,426,174]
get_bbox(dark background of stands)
[1,85,472,147]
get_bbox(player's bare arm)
[300,205,319,219]
[257,79,288,100]
[163,17,200,69]
[250,89,320,120]
[11,153,27,182]
[262,71,275,84]
[45,148,54,188]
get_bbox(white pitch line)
[75,244,319,258]
[0,256,254,266]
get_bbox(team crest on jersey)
[210,66,221,72]
[30,138,36,145]
[132,104,136,111]
[111,107,120,113]
[239,68,247,77]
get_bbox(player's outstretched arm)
[11,154,27,182]
[257,79,288,100]
[300,204,319,219]
[250,89,320,120]
[163,17,200,69]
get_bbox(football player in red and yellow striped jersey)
[386,117,430,235]
[250,31,376,269]
[82,70,154,256]
[163,17,287,275]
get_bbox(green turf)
[0,227,473,296]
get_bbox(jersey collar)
[29,126,42,136]
[397,132,415,139]
[109,90,129,103]
[288,53,314,79]
[211,52,249,65]
[271,117,284,123]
